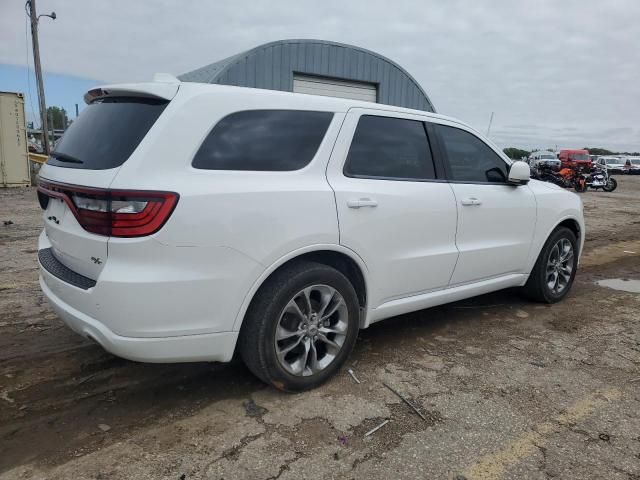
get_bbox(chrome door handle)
[461,197,482,206]
[347,198,378,209]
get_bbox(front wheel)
[603,177,617,192]
[522,226,578,303]
[238,261,360,391]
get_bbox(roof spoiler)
[84,73,180,104]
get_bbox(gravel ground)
[0,176,639,480]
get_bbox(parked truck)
[558,149,591,168]
[0,91,31,187]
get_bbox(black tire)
[522,226,578,303]
[238,261,360,392]
[603,177,617,192]
[574,179,587,193]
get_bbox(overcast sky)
[2,0,639,151]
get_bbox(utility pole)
[486,111,494,138]
[26,0,56,155]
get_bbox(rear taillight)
[38,180,178,238]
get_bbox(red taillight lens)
[38,181,178,238]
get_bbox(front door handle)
[460,197,482,206]
[347,198,378,209]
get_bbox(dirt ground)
[1,177,639,480]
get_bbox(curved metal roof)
[179,39,435,112]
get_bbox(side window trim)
[431,122,512,185]
[342,113,443,183]
[424,121,447,180]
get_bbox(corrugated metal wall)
[180,40,435,112]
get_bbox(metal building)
[179,39,435,112]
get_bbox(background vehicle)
[528,151,561,171]
[623,157,640,174]
[584,164,617,192]
[596,156,625,173]
[36,79,585,391]
[533,164,566,187]
[559,149,591,168]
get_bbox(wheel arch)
[556,217,581,243]
[232,245,370,332]
[527,214,584,275]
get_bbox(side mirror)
[508,161,530,185]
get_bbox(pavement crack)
[221,432,264,461]
[265,452,303,480]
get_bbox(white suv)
[37,78,584,391]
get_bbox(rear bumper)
[39,274,238,363]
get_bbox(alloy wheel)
[274,284,348,377]
[546,238,574,294]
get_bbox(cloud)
[2,0,639,150]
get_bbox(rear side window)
[435,125,508,183]
[192,110,333,171]
[344,115,436,180]
[48,97,168,170]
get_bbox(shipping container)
[0,91,31,187]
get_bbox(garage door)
[293,74,377,103]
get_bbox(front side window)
[344,115,436,180]
[192,110,333,171]
[435,124,508,183]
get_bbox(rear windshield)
[47,97,168,170]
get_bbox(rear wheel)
[239,261,360,391]
[574,178,587,192]
[523,227,578,303]
[603,177,617,192]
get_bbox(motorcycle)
[533,164,617,193]
[585,164,617,192]
[532,164,566,187]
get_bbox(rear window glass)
[47,97,168,170]
[344,115,436,180]
[192,110,333,171]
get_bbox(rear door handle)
[460,197,482,206]
[347,198,378,209]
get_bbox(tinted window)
[192,110,333,171]
[344,115,436,180]
[48,97,167,170]
[436,125,508,183]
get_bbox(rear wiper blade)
[50,152,83,164]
